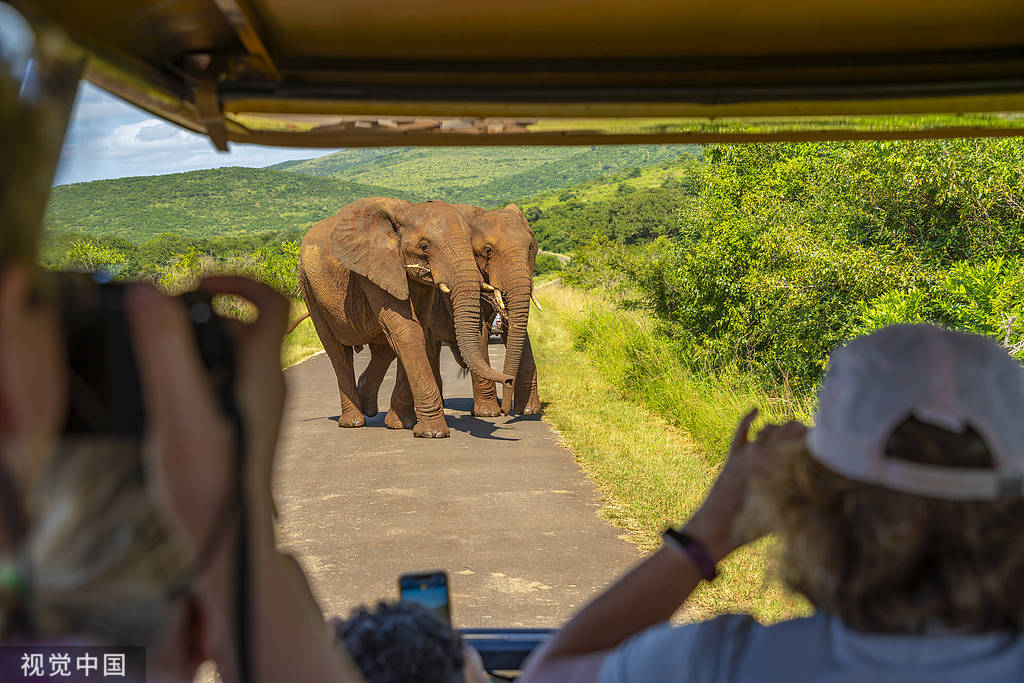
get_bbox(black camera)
[56,273,237,435]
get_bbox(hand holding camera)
[682,410,808,562]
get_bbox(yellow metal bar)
[221,92,1024,120]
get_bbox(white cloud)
[53,83,330,185]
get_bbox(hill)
[45,166,419,242]
[271,145,698,206]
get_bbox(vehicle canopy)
[10,0,1024,149]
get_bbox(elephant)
[357,202,541,423]
[298,197,511,438]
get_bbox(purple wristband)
[662,528,719,581]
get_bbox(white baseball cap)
[806,324,1024,500]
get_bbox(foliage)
[564,138,1024,393]
[272,145,696,208]
[531,283,808,623]
[54,239,128,274]
[854,257,1024,359]
[533,252,564,276]
[45,166,421,242]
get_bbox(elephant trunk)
[448,268,511,386]
[498,259,533,414]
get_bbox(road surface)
[274,341,640,627]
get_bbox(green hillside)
[45,166,419,242]
[272,145,698,206]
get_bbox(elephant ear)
[326,197,410,300]
[452,203,485,222]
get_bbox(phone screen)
[398,571,450,624]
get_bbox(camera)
[56,272,237,435]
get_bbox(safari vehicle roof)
[12,0,1024,148]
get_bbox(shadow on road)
[311,403,518,440]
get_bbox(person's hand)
[0,266,66,495]
[462,644,491,683]
[683,409,806,561]
[126,277,289,558]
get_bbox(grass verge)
[530,282,809,623]
[282,300,323,368]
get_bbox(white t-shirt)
[599,611,1024,683]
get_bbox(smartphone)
[398,570,450,624]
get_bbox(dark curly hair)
[334,601,466,683]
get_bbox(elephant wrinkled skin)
[298,197,511,438]
[359,202,541,423]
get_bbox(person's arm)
[520,411,806,683]
[127,279,364,683]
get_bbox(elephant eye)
[419,240,430,252]
[483,245,493,257]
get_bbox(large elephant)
[358,202,541,421]
[298,197,511,438]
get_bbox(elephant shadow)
[324,400,517,440]
[443,398,519,440]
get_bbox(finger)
[200,277,289,336]
[126,284,222,424]
[0,266,29,324]
[729,408,759,453]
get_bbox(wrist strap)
[663,528,718,581]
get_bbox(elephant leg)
[305,299,365,427]
[427,335,444,402]
[385,361,417,430]
[471,321,501,417]
[378,307,449,438]
[516,333,542,415]
[358,343,396,417]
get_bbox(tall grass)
[558,287,813,464]
[530,282,810,622]
[283,300,323,367]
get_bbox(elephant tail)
[286,311,311,334]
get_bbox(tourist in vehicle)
[521,323,1024,682]
[332,600,491,683]
[0,267,366,682]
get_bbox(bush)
[566,138,1024,394]
[534,252,564,276]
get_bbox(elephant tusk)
[438,283,451,294]
[531,293,544,311]
[404,264,431,273]
[480,282,496,291]
[493,290,506,312]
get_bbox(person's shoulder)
[598,613,828,683]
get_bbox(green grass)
[283,300,323,368]
[531,282,809,623]
[274,145,696,207]
[45,167,420,242]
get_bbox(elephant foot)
[357,381,379,417]
[385,408,416,430]
[337,411,366,428]
[413,416,450,438]
[522,393,542,415]
[472,398,502,418]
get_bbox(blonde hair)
[749,418,1024,633]
[1,439,188,644]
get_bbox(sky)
[53,83,330,186]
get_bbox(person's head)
[333,600,466,683]
[0,437,210,681]
[749,324,1024,634]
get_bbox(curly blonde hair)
[749,418,1024,633]
[0,439,188,644]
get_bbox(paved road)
[274,342,640,628]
